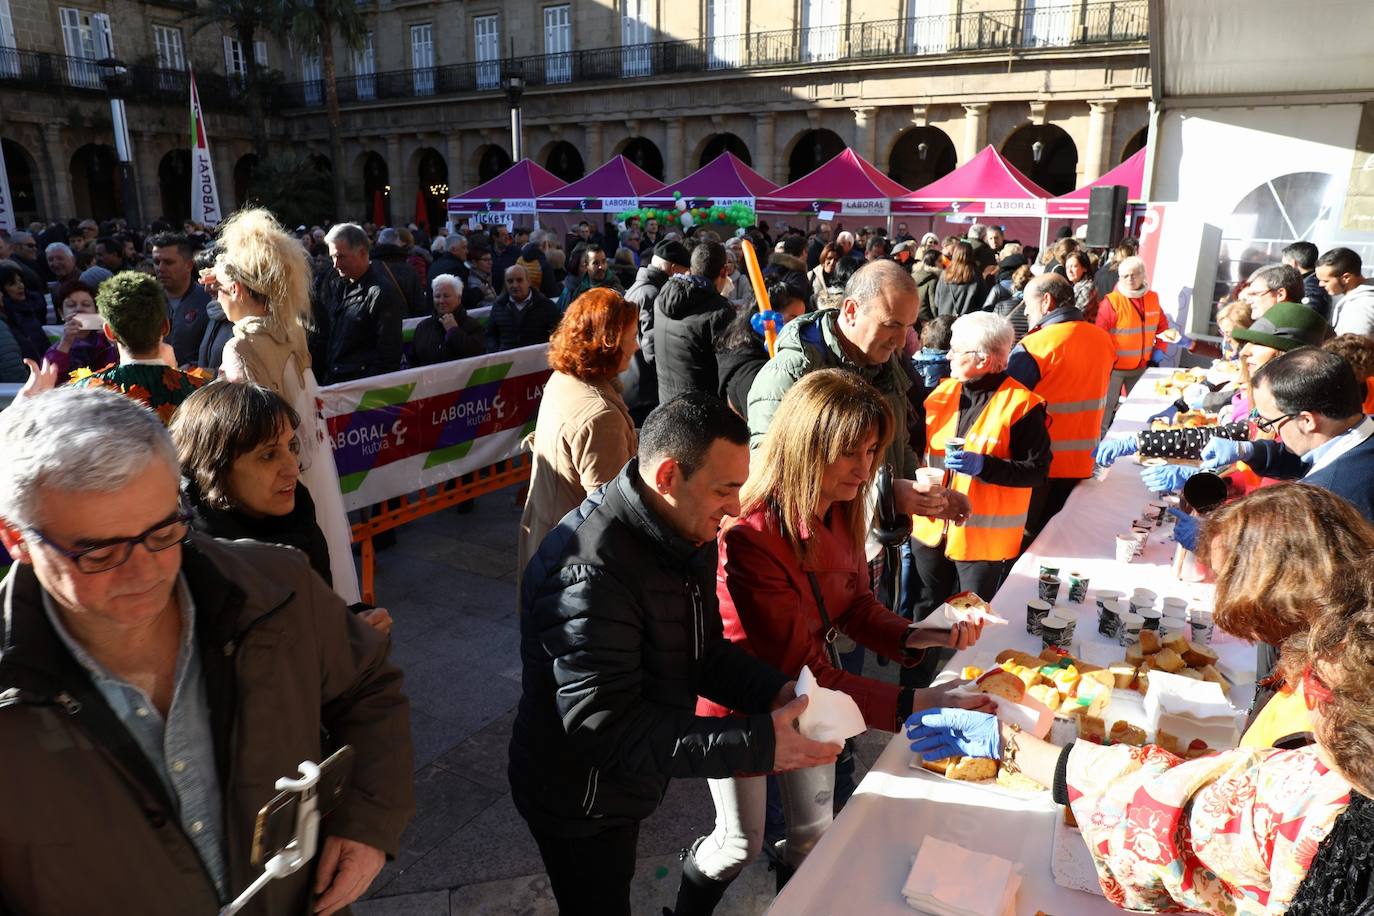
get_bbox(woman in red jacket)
[670,368,992,915]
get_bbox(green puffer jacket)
[745,309,919,478]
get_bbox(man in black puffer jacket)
[619,239,691,425]
[372,227,429,317]
[510,393,842,916]
[654,240,736,404]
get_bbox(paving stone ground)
[354,485,891,916]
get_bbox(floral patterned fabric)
[1066,741,1351,914]
[69,363,212,424]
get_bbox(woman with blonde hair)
[516,287,639,591]
[200,207,360,603]
[671,368,990,913]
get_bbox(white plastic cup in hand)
[915,467,945,488]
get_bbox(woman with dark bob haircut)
[170,379,391,633]
[516,287,639,600]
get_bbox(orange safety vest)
[913,376,1045,562]
[1103,289,1163,371]
[1019,320,1115,479]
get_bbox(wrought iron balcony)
[279,1,1146,109]
[0,47,256,110]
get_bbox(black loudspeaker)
[1086,185,1128,249]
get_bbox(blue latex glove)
[1148,350,1166,368]
[1146,404,1178,424]
[943,450,985,478]
[1142,462,1200,493]
[905,708,1002,761]
[1200,436,1254,469]
[1094,435,1138,467]
[1168,507,1199,551]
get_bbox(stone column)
[135,132,162,223]
[754,112,776,184]
[1084,100,1118,184]
[214,144,236,214]
[961,103,988,163]
[446,132,464,198]
[664,117,685,182]
[584,122,603,168]
[853,107,876,164]
[385,134,402,224]
[42,123,76,219]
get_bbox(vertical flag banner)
[0,139,14,232]
[189,66,223,227]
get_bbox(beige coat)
[517,371,637,599]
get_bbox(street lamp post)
[504,69,525,162]
[98,56,142,228]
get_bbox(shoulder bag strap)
[805,571,845,670]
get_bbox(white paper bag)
[1143,670,1243,750]
[794,665,866,744]
[910,595,1008,631]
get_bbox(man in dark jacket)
[1282,240,1332,320]
[486,264,559,352]
[0,387,414,915]
[491,225,520,294]
[654,240,735,404]
[510,392,841,915]
[315,223,405,383]
[372,227,428,317]
[196,298,235,371]
[619,238,690,425]
[150,232,212,367]
[428,233,469,284]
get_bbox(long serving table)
[771,368,1257,915]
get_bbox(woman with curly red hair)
[516,287,639,595]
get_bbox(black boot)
[664,838,733,916]
[771,858,796,894]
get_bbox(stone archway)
[785,128,845,182]
[357,151,389,224]
[698,132,751,168]
[157,148,193,223]
[1002,124,1079,196]
[618,136,665,180]
[543,140,585,182]
[1121,127,1147,162]
[1,139,41,224]
[69,143,123,222]
[414,147,448,231]
[474,144,512,183]
[233,153,259,209]
[887,126,957,190]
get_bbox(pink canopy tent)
[891,146,1052,217]
[639,152,779,210]
[1045,149,1147,217]
[536,155,666,213]
[756,148,910,217]
[446,159,566,217]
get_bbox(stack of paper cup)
[1130,589,1157,615]
[1189,606,1215,644]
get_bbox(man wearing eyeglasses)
[0,387,415,915]
[1238,264,1304,319]
[1199,347,1374,522]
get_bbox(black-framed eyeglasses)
[1249,408,1297,434]
[27,513,192,574]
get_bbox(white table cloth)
[772,369,1256,916]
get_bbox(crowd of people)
[3,199,1374,916]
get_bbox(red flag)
[372,189,386,226]
[415,189,429,232]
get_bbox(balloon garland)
[615,190,756,230]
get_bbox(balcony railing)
[0,47,257,110]
[279,1,1145,109]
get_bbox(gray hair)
[1249,263,1304,300]
[430,235,449,254]
[324,223,369,251]
[967,223,988,241]
[431,273,463,298]
[505,263,528,281]
[376,227,401,247]
[449,232,468,250]
[950,312,1014,360]
[1024,272,1073,309]
[0,387,178,529]
[1118,255,1147,277]
[836,231,855,247]
[45,242,74,259]
[845,259,918,308]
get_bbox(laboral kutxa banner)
[320,343,551,512]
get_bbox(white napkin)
[902,836,1020,916]
[794,665,866,744]
[910,594,1008,631]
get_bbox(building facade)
[0,0,1149,226]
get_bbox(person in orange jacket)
[1096,256,1193,433]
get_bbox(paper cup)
[1098,600,1123,638]
[1148,502,1168,526]
[1067,571,1089,603]
[1094,589,1125,610]
[1026,599,1052,635]
[1115,535,1137,563]
[1040,613,1070,650]
[1161,597,1188,619]
[1190,607,1215,644]
[944,437,966,460]
[1138,607,1162,631]
[1037,575,1062,603]
[1118,613,1143,647]
[1038,563,1061,579]
[915,466,945,487]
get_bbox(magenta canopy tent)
[755,148,910,217]
[446,159,566,216]
[891,146,1052,217]
[536,155,666,213]
[638,152,779,210]
[1045,149,1147,217]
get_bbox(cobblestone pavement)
[355,486,890,916]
